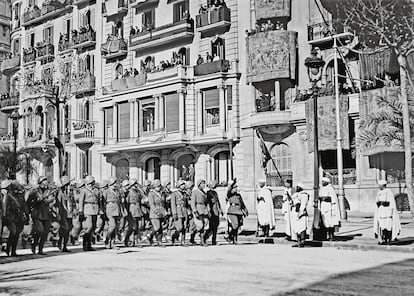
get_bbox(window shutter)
[185,47,190,66]
[118,102,130,140]
[105,107,113,143]
[88,150,92,175]
[90,9,95,28]
[165,93,179,133]
[227,86,232,106]
[204,88,219,108]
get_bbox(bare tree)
[335,0,414,216]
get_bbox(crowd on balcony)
[72,25,96,45]
[199,0,227,13]
[295,82,360,102]
[0,93,19,109]
[246,20,285,36]
[256,94,275,112]
[196,52,221,65]
[129,12,192,37]
[0,134,14,141]
[23,47,36,64]
[25,127,43,142]
[73,121,95,131]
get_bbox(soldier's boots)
[189,233,196,245]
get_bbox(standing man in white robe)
[282,179,296,241]
[318,177,340,240]
[373,180,401,245]
[256,179,275,237]
[292,183,309,248]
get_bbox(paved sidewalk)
[234,213,414,252]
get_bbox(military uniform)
[2,181,29,256]
[78,179,99,251]
[170,185,190,245]
[27,178,56,254]
[124,181,144,247]
[227,191,248,244]
[103,186,121,248]
[148,184,166,245]
[190,185,210,245]
[70,181,83,242]
[56,188,70,251]
[205,188,223,245]
[141,182,151,239]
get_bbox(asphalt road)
[1,243,414,296]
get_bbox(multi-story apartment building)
[0,0,11,137]
[0,0,407,214]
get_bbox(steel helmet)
[129,178,138,187]
[1,180,12,189]
[84,175,95,185]
[122,180,130,187]
[38,176,48,184]
[108,177,117,186]
[60,176,70,187]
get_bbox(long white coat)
[257,187,275,229]
[373,188,401,242]
[318,184,340,228]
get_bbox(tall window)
[204,88,220,127]
[115,64,123,79]
[118,102,130,141]
[43,26,54,43]
[12,38,20,56]
[29,32,35,47]
[104,107,113,144]
[173,0,189,23]
[64,19,71,37]
[212,37,225,60]
[81,150,92,177]
[214,151,230,186]
[165,93,179,133]
[142,101,155,132]
[142,10,155,29]
[267,143,292,177]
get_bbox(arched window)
[178,47,189,66]
[116,21,123,37]
[35,106,44,139]
[26,107,33,137]
[84,101,90,121]
[211,37,225,60]
[177,154,194,181]
[214,151,230,186]
[115,64,123,79]
[46,105,56,140]
[115,158,129,181]
[267,143,292,180]
[145,157,160,181]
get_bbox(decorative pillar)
[42,109,48,140]
[196,90,203,135]
[274,80,281,110]
[158,95,164,130]
[129,99,135,140]
[113,103,117,142]
[137,99,142,138]
[178,89,186,134]
[154,95,160,130]
[170,160,175,184]
[219,83,227,133]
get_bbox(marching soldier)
[163,181,173,241]
[118,180,130,242]
[205,181,223,245]
[70,179,84,244]
[226,179,248,244]
[103,177,122,249]
[78,175,99,251]
[27,176,56,255]
[190,180,210,246]
[291,183,309,248]
[1,180,29,256]
[56,176,72,252]
[141,180,152,242]
[185,181,197,244]
[170,180,190,246]
[124,179,144,247]
[95,180,108,242]
[148,180,166,246]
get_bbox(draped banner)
[246,30,297,83]
[254,0,291,20]
[305,95,350,153]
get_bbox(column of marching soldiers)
[0,174,249,256]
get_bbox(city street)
[1,243,414,296]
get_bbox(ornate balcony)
[0,54,20,75]
[0,94,19,112]
[246,30,297,83]
[71,73,96,95]
[23,47,36,65]
[58,34,72,53]
[104,73,147,94]
[36,42,54,63]
[194,60,230,76]
[101,35,128,60]
[22,1,73,27]
[307,20,354,47]
[129,19,194,54]
[72,27,96,51]
[196,6,231,37]
[72,121,97,149]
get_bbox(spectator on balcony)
[196,54,204,65]
[182,10,190,21]
[267,20,275,31]
[199,4,207,14]
[130,26,136,36]
[340,82,353,95]
[133,68,139,76]
[206,52,213,63]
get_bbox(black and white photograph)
[0,0,414,295]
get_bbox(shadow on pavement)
[275,258,414,296]
[390,237,414,246]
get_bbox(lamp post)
[227,129,234,180]
[10,110,22,180]
[305,48,325,239]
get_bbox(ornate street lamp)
[10,110,22,180]
[305,48,325,239]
